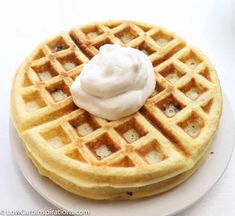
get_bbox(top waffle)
[11,21,222,198]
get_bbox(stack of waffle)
[11,21,222,200]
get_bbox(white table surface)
[0,0,235,215]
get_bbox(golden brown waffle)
[11,20,222,200]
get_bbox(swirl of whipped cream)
[70,44,155,120]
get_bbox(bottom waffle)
[23,137,212,200]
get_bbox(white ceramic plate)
[10,95,235,216]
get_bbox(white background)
[0,0,235,215]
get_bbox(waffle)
[11,20,222,200]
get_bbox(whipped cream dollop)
[70,44,155,120]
